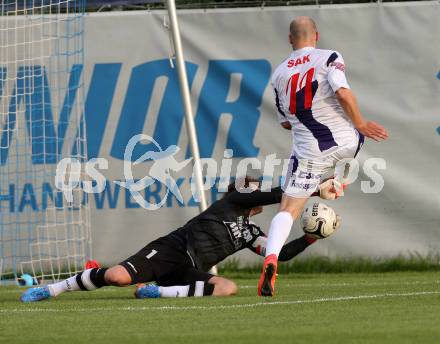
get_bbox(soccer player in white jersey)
[258,16,388,296]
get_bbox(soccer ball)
[301,202,340,239]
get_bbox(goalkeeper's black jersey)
[166,187,283,272]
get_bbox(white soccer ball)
[301,202,339,239]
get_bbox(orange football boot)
[257,254,278,296]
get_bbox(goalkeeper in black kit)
[20,178,338,302]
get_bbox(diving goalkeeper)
[20,178,338,301]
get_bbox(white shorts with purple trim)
[282,140,362,198]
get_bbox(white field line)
[1,291,439,314]
[3,279,440,294]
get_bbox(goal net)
[0,0,91,283]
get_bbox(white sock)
[48,276,81,297]
[265,211,294,258]
[158,281,209,298]
[159,285,190,298]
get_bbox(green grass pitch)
[1,272,439,344]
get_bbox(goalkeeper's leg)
[20,265,132,302]
[49,265,132,296]
[136,270,238,298]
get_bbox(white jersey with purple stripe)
[271,47,359,159]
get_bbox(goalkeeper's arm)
[249,229,317,261]
[278,235,316,262]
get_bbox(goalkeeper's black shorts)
[119,237,213,286]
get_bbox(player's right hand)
[357,121,388,141]
[319,178,345,200]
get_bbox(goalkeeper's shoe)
[257,254,278,297]
[20,286,51,302]
[135,284,160,299]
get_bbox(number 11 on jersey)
[286,67,315,114]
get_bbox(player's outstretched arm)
[227,186,283,208]
[249,232,316,261]
[335,88,388,141]
[278,235,316,261]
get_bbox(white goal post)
[165,0,218,275]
